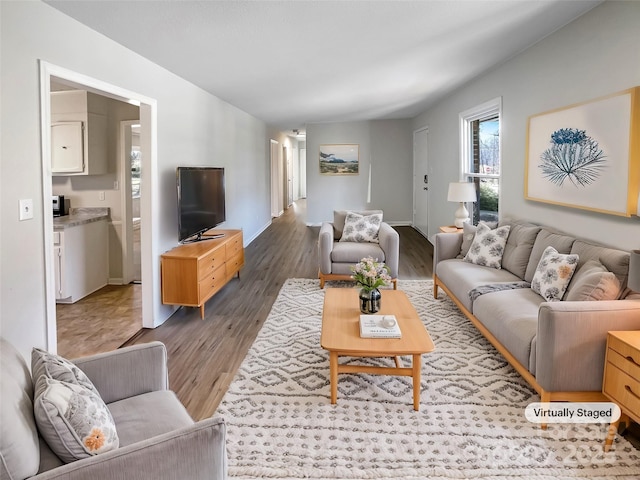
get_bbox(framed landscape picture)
[319,144,359,175]
[525,87,640,217]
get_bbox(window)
[460,98,501,225]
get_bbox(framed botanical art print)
[525,87,640,217]
[319,144,359,175]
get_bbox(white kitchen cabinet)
[51,90,108,176]
[54,220,109,304]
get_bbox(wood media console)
[161,229,244,319]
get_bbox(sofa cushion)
[472,288,544,373]
[567,240,629,298]
[32,347,99,396]
[500,224,541,279]
[0,339,40,480]
[333,210,383,240]
[33,377,119,464]
[107,390,194,447]
[331,241,385,264]
[339,211,383,243]
[464,223,510,269]
[564,260,621,302]
[524,227,576,282]
[436,259,522,312]
[531,246,579,302]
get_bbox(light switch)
[99,191,105,201]
[19,199,34,221]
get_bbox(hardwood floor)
[125,200,434,420]
[57,283,142,359]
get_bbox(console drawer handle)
[624,385,640,401]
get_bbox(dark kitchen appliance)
[52,195,69,217]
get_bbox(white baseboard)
[109,278,124,285]
[246,220,272,246]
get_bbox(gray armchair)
[1,339,227,480]
[318,210,399,289]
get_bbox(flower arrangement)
[351,256,391,292]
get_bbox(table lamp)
[629,250,640,293]
[447,182,476,228]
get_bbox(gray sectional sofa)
[433,218,640,403]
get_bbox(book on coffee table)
[359,315,402,338]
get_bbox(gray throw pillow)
[339,212,383,243]
[32,347,99,396]
[565,260,621,302]
[463,223,510,269]
[33,376,119,463]
[457,222,478,259]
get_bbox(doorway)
[40,61,158,354]
[120,121,142,284]
[413,127,429,238]
[270,139,283,217]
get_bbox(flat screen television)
[176,166,226,243]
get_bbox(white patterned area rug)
[217,279,640,480]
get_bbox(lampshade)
[447,182,477,203]
[629,250,640,292]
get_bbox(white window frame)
[459,97,502,224]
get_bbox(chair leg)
[392,279,398,290]
[319,271,325,289]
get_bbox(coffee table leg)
[412,354,421,411]
[330,351,338,404]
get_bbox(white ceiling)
[45,0,601,132]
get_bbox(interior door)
[413,127,429,237]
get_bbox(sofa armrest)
[433,233,463,271]
[536,299,640,392]
[378,223,399,278]
[318,222,335,274]
[33,416,227,480]
[72,342,168,404]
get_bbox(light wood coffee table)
[320,288,435,411]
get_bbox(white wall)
[413,1,640,250]
[306,120,413,224]
[0,1,271,360]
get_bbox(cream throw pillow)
[565,260,620,302]
[463,223,510,269]
[339,212,383,243]
[531,246,579,301]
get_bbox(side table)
[439,226,463,233]
[602,330,640,451]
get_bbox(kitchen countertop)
[53,207,110,231]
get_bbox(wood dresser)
[161,229,244,319]
[603,330,640,451]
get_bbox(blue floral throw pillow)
[463,223,511,269]
[531,246,579,301]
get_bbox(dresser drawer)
[603,363,640,420]
[226,250,244,278]
[226,234,243,258]
[198,248,226,281]
[606,348,640,383]
[198,264,226,301]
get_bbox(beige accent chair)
[318,210,399,289]
[0,338,227,480]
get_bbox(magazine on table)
[359,315,402,338]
